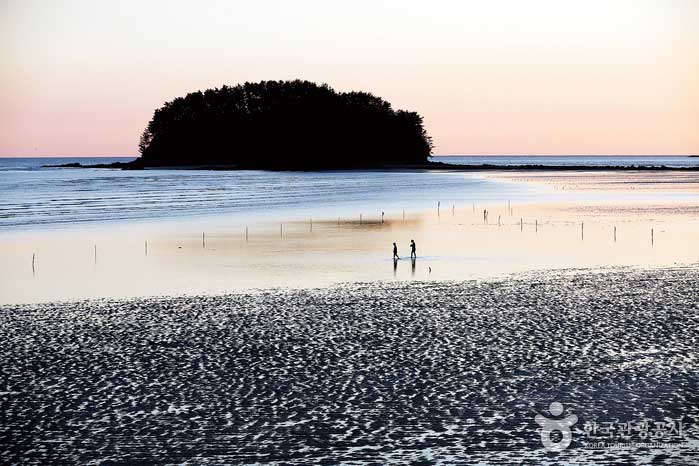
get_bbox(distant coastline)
[33,154,699,171]
[43,160,699,172]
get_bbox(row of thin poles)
[175,219,655,245]
[29,201,658,273]
[440,200,655,244]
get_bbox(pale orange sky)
[1,0,697,156]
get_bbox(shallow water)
[2,200,698,304]
[0,158,537,230]
[2,160,698,304]
[2,157,697,231]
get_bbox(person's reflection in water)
[411,257,416,277]
[393,257,398,276]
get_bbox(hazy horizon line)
[1,154,697,159]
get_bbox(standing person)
[410,239,416,259]
[393,242,400,260]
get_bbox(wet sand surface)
[489,170,699,192]
[2,197,698,305]
[1,265,698,464]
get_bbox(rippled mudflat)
[2,265,697,464]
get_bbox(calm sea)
[0,156,695,230]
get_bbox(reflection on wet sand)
[1,194,698,304]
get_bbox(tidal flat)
[1,265,697,464]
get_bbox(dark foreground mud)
[1,266,698,464]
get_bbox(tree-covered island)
[132,80,433,169]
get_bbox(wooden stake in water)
[145,240,148,256]
[472,203,475,214]
[520,218,523,231]
[381,212,385,224]
[94,245,97,264]
[246,227,249,242]
[498,215,501,227]
[32,253,35,276]
[310,218,313,232]
[402,210,405,222]
[437,201,440,216]
[508,200,511,213]
[359,214,362,225]
[651,228,654,246]
[581,222,584,241]
[202,232,205,248]
[535,220,538,233]
[452,204,455,216]
[280,224,283,237]
[614,226,617,242]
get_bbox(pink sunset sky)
[1,0,697,157]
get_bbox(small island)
[43,79,698,171]
[132,80,433,169]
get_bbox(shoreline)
[43,160,699,171]
[3,261,698,307]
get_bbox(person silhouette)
[410,239,416,258]
[393,242,400,260]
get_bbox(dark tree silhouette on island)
[137,80,433,169]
